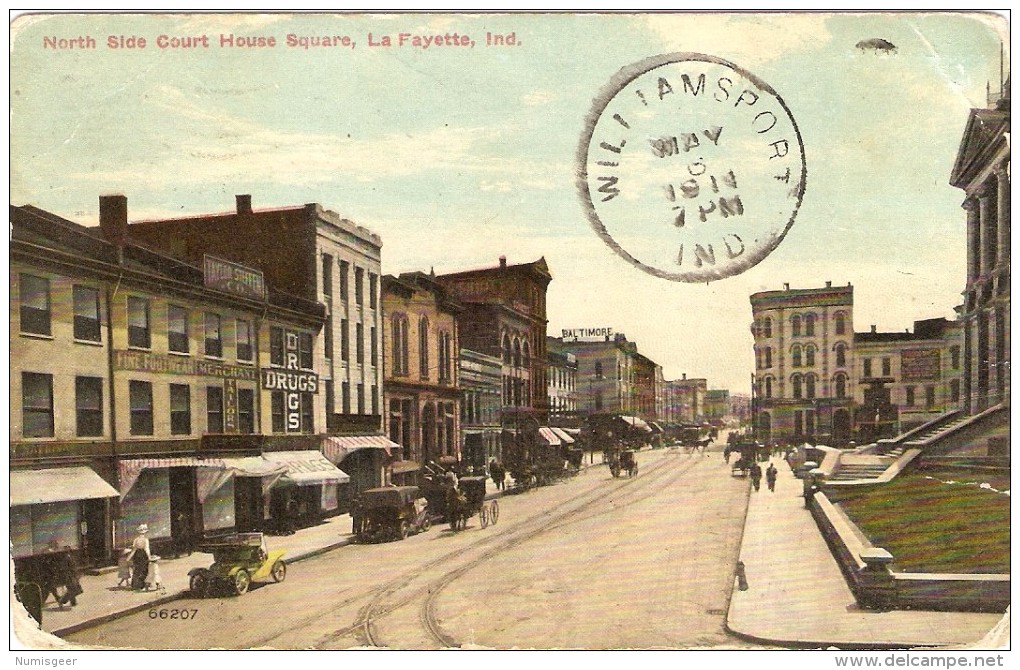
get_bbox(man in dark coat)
[766,463,778,492]
[749,462,763,492]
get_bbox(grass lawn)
[830,468,1010,574]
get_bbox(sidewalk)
[726,455,1008,650]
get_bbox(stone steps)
[828,463,890,481]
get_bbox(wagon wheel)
[421,515,432,532]
[189,570,210,598]
[480,505,489,529]
[271,560,287,583]
[233,569,251,596]
[490,500,500,524]
[399,520,409,540]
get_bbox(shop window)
[299,332,313,370]
[238,389,255,434]
[204,313,223,358]
[75,376,103,437]
[236,319,253,361]
[207,386,224,433]
[127,296,151,349]
[19,274,51,336]
[169,384,191,435]
[22,372,54,438]
[129,380,153,436]
[168,305,189,353]
[73,285,101,342]
[270,326,285,366]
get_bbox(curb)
[49,535,357,638]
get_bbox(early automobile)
[356,485,431,542]
[188,533,286,597]
[446,476,500,531]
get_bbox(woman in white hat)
[126,524,151,590]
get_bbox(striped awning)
[118,456,289,498]
[263,450,350,486]
[537,427,562,446]
[550,427,576,444]
[321,434,398,464]
[11,467,119,507]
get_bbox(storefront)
[262,450,349,531]
[321,434,398,494]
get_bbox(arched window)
[755,348,762,370]
[834,342,847,367]
[502,333,512,364]
[791,374,803,399]
[763,317,772,339]
[804,313,816,336]
[418,316,430,378]
[834,311,847,335]
[764,376,773,399]
[765,347,773,368]
[805,344,816,367]
[805,373,817,399]
[791,344,802,368]
[791,314,802,337]
[391,313,409,375]
[512,338,522,367]
[522,340,530,366]
[834,372,847,399]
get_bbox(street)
[67,448,759,650]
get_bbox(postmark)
[578,53,807,283]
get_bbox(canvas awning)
[10,466,119,507]
[621,416,653,433]
[649,422,665,434]
[321,434,398,464]
[390,460,421,475]
[117,456,287,498]
[537,427,562,446]
[550,427,576,444]
[263,450,350,486]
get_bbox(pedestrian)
[126,524,151,590]
[117,549,133,588]
[766,463,778,492]
[749,463,762,492]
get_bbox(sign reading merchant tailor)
[203,254,267,301]
[114,350,258,381]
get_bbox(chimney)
[99,195,128,246]
[499,255,507,268]
[825,281,832,288]
[682,373,687,380]
[236,194,252,215]
[871,325,877,333]
[783,282,790,290]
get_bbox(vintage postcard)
[8,10,1011,659]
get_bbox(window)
[371,385,379,415]
[324,319,333,360]
[805,374,816,399]
[905,386,915,407]
[794,410,804,436]
[19,274,51,336]
[238,389,255,434]
[75,376,103,437]
[301,393,314,432]
[950,379,961,403]
[371,326,378,367]
[207,386,224,433]
[502,334,512,364]
[834,373,847,399]
[357,383,365,414]
[392,314,409,375]
[881,357,891,377]
[835,343,847,367]
[339,261,349,300]
[299,333,313,370]
[925,386,936,409]
[594,361,603,379]
[863,358,873,378]
[342,381,351,414]
[356,322,364,365]
[129,380,153,436]
[204,313,223,357]
[805,345,816,367]
[169,384,191,435]
[438,331,452,383]
[791,315,802,337]
[950,346,961,370]
[804,313,816,337]
[341,318,350,362]
[522,341,531,366]
[128,296,151,349]
[236,320,253,361]
[23,372,54,437]
[513,339,522,368]
[73,285,101,342]
[168,305,189,353]
[791,344,802,368]
[419,317,430,378]
[764,376,773,399]
[355,267,364,305]
[270,327,284,366]
[764,347,773,369]
[763,317,772,338]
[271,392,285,433]
[369,273,378,309]
[834,312,847,335]
[322,254,333,297]
[325,380,335,417]
[791,374,803,399]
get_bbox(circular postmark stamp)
[578,53,806,283]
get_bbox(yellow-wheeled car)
[188,533,286,597]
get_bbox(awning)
[390,460,421,475]
[537,427,562,446]
[563,428,581,436]
[11,467,119,507]
[621,416,653,433]
[118,456,233,498]
[550,427,576,444]
[263,450,350,486]
[649,421,665,434]
[321,434,398,464]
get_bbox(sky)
[9,11,1009,393]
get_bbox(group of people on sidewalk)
[749,462,778,493]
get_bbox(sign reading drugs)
[261,330,318,432]
[561,327,614,342]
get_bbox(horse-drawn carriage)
[445,476,500,531]
[188,533,286,597]
[355,486,431,542]
[608,449,638,478]
[725,441,762,477]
